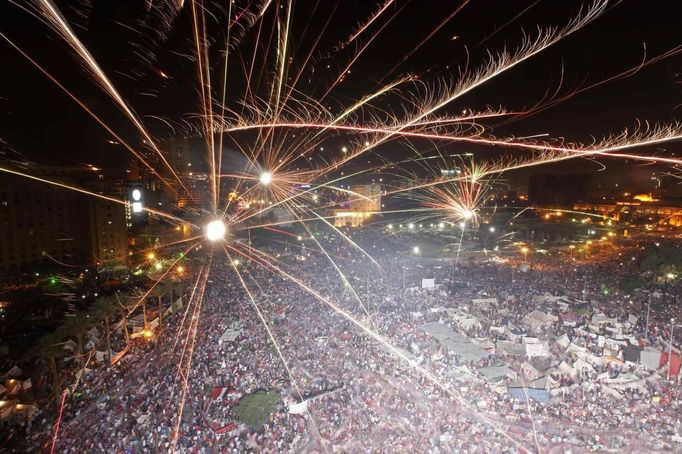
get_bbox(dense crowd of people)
[16,229,682,452]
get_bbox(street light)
[147,252,156,260]
[521,247,529,263]
[413,246,420,255]
[668,318,680,380]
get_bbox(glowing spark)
[205,220,226,242]
[259,171,273,185]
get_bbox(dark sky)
[1,0,681,190]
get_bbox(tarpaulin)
[660,351,681,377]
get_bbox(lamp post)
[521,247,529,263]
[644,294,651,339]
[668,318,679,380]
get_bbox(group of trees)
[26,280,178,405]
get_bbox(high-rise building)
[333,184,382,227]
[0,167,128,272]
[350,184,382,212]
[528,174,592,206]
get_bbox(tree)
[26,331,65,405]
[116,294,132,343]
[58,310,93,364]
[153,280,175,334]
[89,296,118,365]
[234,391,280,430]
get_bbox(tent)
[478,365,517,383]
[555,334,571,350]
[558,361,577,378]
[421,322,489,363]
[508,387,551,403]
[660,351,681,377]
[1,366,22,380]
[640,347,663,371]
[219,327,241,343]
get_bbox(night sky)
[1,0,681,190]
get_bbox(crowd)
[18,229,682,452]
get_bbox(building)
[573,199,682,228]
[528,174,592,206]
[349,184,381,212]
[333,184,382,227]
[0,167,128,272]
[86,193,129,265]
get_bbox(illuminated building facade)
[573,200,682,228]
[333,184,382,227]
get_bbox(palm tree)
[26,331,65,405]
[152,281,172,334]
[115,294,132,343]
[58,309,93,364]
[89,296,118,365]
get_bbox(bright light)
[438,222,445,229]
[132,202,143,213]
[462,210,473,220]
[387,224,393,230]
[147,252,155,260]
[489,226,495,232]
[154,262,163,271]
[521,247,529,254]
[233,259,240,266]
[205,220,227,242]
[176,266,184,273]
[408,223,414,230]
[459,221,466,229]
[259,172,273,186]
[667,273,676,280]
[297,235,303,241]
[413,246,420,254]
[132,189,141,201]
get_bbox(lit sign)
[132,189,141,201]
[132,202,142,213]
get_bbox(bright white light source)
[132,202,142,213]
[438,222,445,229]
[413,246,420,254]
[205,220,226,242]
[489,226,495,232]
[259,172,273,186]
[408,223,414,230]
[132,189,141,201]
[462,210,473,220]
